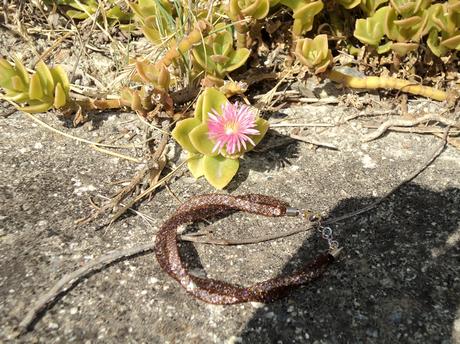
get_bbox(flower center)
[224,122,238,135]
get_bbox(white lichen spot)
[73,184,97,196]
[361,154,377,169]
[148,277,159,284]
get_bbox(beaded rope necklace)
[154,193,341,304]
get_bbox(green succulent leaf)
[106,6,134,22]
[225,48,251,72]
[0,59,16,89]
[14,58,30,85]
[203,155,240,189]
[4,90,29,103]
[376,41,393,53]
[18,101,53,113]
[354,6,389,46]
[244,117,270,152]
[441,33,460,50]
[233,0,270,19]
[189,123,219,157]
[11,75,27,92]
[187,153,206,178]
[281,0,323,36]
[192,45,217,74]
[337,0,361,9]
[54,83,67,108]
[194,88,228,122]
[35,60,55,96]
[212,24,234,56]
[28,74,44,100]
[250,0,270,19]
[142,25,162,44]
[360,0,388,15]
[171,117,202,153]
[50,66,70,94]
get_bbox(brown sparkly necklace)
[154,193,341,304]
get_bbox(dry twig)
[289,133,338,150]
[15,243,155,337]
[363,113,458,142]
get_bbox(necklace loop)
[155,194,339,304]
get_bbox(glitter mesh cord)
[154,194,335,304]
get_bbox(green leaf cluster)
[295,34,332,73]
[0,58,70,113]
[134,60,170,90]
[129,0,175,44]
[46,0,133,23]
[354,0,460,57]
[171,88,268,189]
[360,0,388,15]
[192,23,251,79]
[230,0,270,19]
[276,0,324,36]
[425,0,460,56]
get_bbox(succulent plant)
[279,0,324,36]
[354,0,460,57]
[119,87,156,113]
[389,0,430,17]
[295,34,333,74]
[192,23,251,79]
[230,0,270,19]
[384,7,427,43]
[0,58,70,113]
[360,0,388,15]
[134,60,170,90]
[424,2,460,55]
[354,6,390,46]
[47,0,133,23]
[129,0,174,44]
[172,88,268,189]
[426,28,449,57]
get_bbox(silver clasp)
[285,207,300,217]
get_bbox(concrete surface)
[0,98,459,344]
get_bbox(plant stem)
[327,69,451,102]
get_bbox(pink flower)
[207,102,260,155]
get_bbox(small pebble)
[48,322,59,329]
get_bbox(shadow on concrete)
[238,184,460,343]
[226,130,301,192]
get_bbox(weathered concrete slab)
[1,100,459,343]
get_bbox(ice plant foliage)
[171,88,269,189]
[208,102,260,155]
